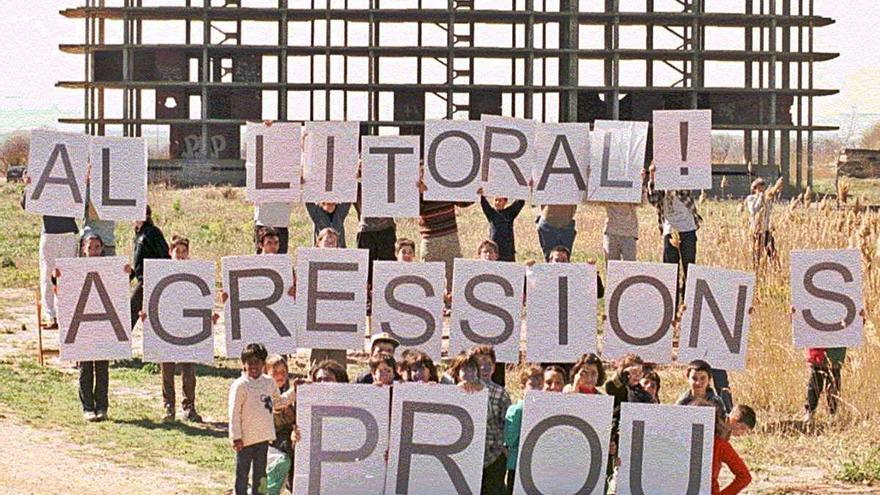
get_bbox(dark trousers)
[491,363,506,387]
[506,469,516,495]
[254,225,290,254]
[662,230,697,301]
[537,219,576,261]
[235,441,269,495]
[711,369,733,413]
[481,453,508,495]
[806,364,842,414]
[357,226,397,286]
[161,362,196,411]
[130,280,144,329]
[79,360,109,413]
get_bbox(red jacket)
[712,436,752,495]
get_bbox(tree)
[860,121,880,150]
[0,133,29,174]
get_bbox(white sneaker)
[801,409,813,423]
[83,411,97,422]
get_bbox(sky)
[0,0,877,135]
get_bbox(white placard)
[371,261,446,361]
[296,248,369,350]
[143,259,216,364]
[361,135,421,218]
[587,120,648,204]
[525,263,598,363]
[532,122,590,205]
[481,115,535,200]
[617,403,715,495]
[679,265,754,370]
[245,122,302,203]
[57,256,132,361]
[294,383,390,495]
[423,119,485,202]
[385,383,488,495]
[513,391,614,495]
[25,130,89,218]
[602,261,678,364]
[449,259,525,363]
[89,135,148,221]
[302,121,360,203]
[222,255,297,357]
[791,249,864,348]
[652,110,713,190]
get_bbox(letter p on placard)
[652,110,712,191]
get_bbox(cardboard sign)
[385,383,488,495]
[679,265,754,370]
[617,403,715,495]
[25,130,89,218]
[361,135,422,218]
[245,122,302,203]
[303,121,360,203]
[89,135,148,221]
[532,123,590,205]
[587,120,648,204]
[222,255,297,357]
[56,256,132,361]
[370,261,446,361]
[512,391,614,495]
[423,120,485,202]
[481,115,535,201]
[294,383,391,495]
[142,259,215,364]
[449,259,526,363]
[791,249,864,348]
[525,263,598,363]
[603,261,678,364]
[652,110,712,190]
[296,248,369,351]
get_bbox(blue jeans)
[537,219,576,261]
[711,369,733,413]
[235,441,269,495]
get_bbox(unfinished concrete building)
[58,0,837,193]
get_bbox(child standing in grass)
[675,359,726,418]
[480,193,525,262]
[536,205,577,261]
[745,177,783,268]
[802,347,846,422]
[504,365,544,494]
[265,355,296,495]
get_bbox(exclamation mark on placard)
[679,121,689,176]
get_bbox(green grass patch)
[837,447,880,485]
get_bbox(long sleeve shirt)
[504,401,524,471]
[131,222,170,281]
[481,196,525,261]
[305,202,351,247]
[712,436,752,495]
[228,373,289,447]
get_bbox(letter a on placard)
[26,130,89,218]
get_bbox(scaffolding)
[58,0,838,193]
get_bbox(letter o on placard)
[148,273,213,346]
[518,415,603,495]
[426,130,481,188]
[608,275,674,346]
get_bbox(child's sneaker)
[83,411,97,422]
[162,406,176,423]
[801,408,813,423]
[95,410,108,421]
[185,408,203,423]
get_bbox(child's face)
[479,248,499,261]
[624,365,643,386]
[270,365,289,389]
[476,355,495,382]
[317,234,338,248]
[319,202,337,214]
[575,364,600,389]
[543,370,565,392]
[396,245,415,262]
[640,378,658,398]
[755,184,766,194]
[688,370,711,395]
[523,374,544,392]
[458,363,480,384]
[82,239,103,258]
[372,342,396,358]
[372,362,395,386]
[405,362,432,383]
[549,251,569,263]
[313,369,338,383]
[171,244,189,260]
[261,236,280,254]
[493,197,508,210]
[243,357,264,379]
[727,418,753,437]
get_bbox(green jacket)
[504,401,524,471]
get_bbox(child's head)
[454,351,481,385]
[369,352,397,386]
[369,332,400,358]
[617,353,645,386]
[395,238,416,262]
[470,345,497,382]
[543,365,567,392]
[493,197,509,210]
[477,240,499,261]
[135,204,153,230]
[685,360,713,396]
[240,343,269,378]
[750,178,766,194]
[548,246,570,263]
[81,231,104,258]
[259,227,281,254]
[640,371,661,401]
[402,350,439,383]
[319,202,337,214]
[265,354,289,389]
[169,235,190,260]
[727,405,757,437]
[310,359,349,383]
[572,353,605,390]
[316,227,340,248]
[519,364,545,392]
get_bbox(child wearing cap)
[356,332,401,384]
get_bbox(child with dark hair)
[543,365,568,392]
[504,365,544,494]
[477,239,501,261]
[480,194,526,262]
[692,400,754,495]
[305,202,350,248]
[640,371,662,404]
[399,350,440,383]
[675,359,726,418]
[564,353,605,394]
[309,359,350,383]
[130,204,171,329]
[369,353,396,386]
[395,238,417,262]
[604,354,645,409]
[257,227,282,254]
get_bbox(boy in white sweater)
[228,343,293,495]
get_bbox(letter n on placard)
[89,135,148,222]
[245,121,302,203]
[385,383,488,495]
[617,403,714,495]
[222,255,297,357]
[791,249,864,349]
[602,261,678,364]
[56,256,133,362]
[294,383,389,495]
[25,130,89,218]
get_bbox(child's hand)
[123,264,132,274]
[524,259,537,268]
[263,119,274,127]
[232,439,243,452]
[288,286,296,298]
[789,305,796,322]
[416,179,428,193]
[476,186,484,196]
[23,175,32,185]
[138,310,146,322]
[52,268,61,279]
[212,313,220,325]
[458,382,482,394]
[292,425,301,444]
[220,290,229,304]
[748,306,755,316]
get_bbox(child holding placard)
[305,202,350,248]
[675,359,726,418]
[399,350,440,383]
[563,353,605,394]
[802,347,846,422]
[503,364,544,494]
[480,194,526,262]
[640,371,662,404]
[369,353,396,386]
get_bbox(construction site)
[57,0,838,194]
